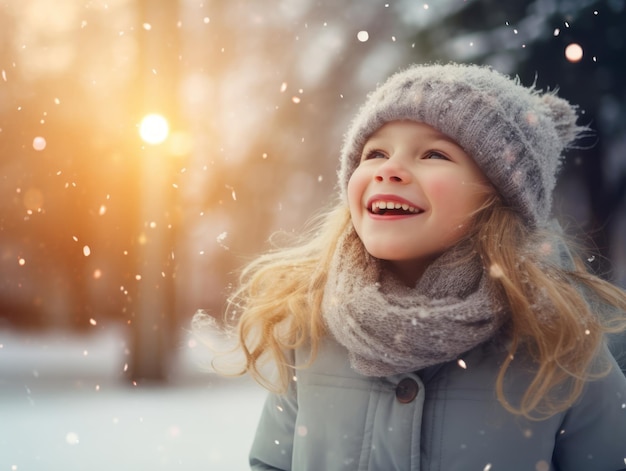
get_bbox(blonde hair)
[472,195,626,418]
[210,196,626,419]
[216,201,349,391]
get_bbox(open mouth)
[370,201,422,215]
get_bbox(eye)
[362,149,387,161]
[424,150,450,161]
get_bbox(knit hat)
[338,63,587,227]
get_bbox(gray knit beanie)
[339,63,587,227]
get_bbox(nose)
[374,156,412,183]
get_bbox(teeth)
[371,201,420,213]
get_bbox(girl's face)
[347,120,493,285]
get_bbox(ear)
[541,93,584,148]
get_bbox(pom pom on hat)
[338,63,588,227]
[541,93,584,149]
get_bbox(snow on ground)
[0,326,267,471]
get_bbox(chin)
[362,245,408,262]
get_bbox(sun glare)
[139,113,169,145]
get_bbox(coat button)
[395,377,419,403]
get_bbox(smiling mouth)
[370,201,422,215]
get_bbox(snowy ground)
[0,326,267,471]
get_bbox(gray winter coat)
[249,336,626,470]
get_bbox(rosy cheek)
[425,178,458,204]
[426,177,484,228]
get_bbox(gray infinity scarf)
[322,226,507,377]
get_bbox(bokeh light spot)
[32,136,46,151]
[65,432,80,445]
[565,43,583,62]
[139,114,169,145]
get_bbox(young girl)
[211,63,626,470]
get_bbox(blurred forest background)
[0,0,624,381]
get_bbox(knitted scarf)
[322,226,507,377]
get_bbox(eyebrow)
[365,125,467,155]
[425,130,462,148]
